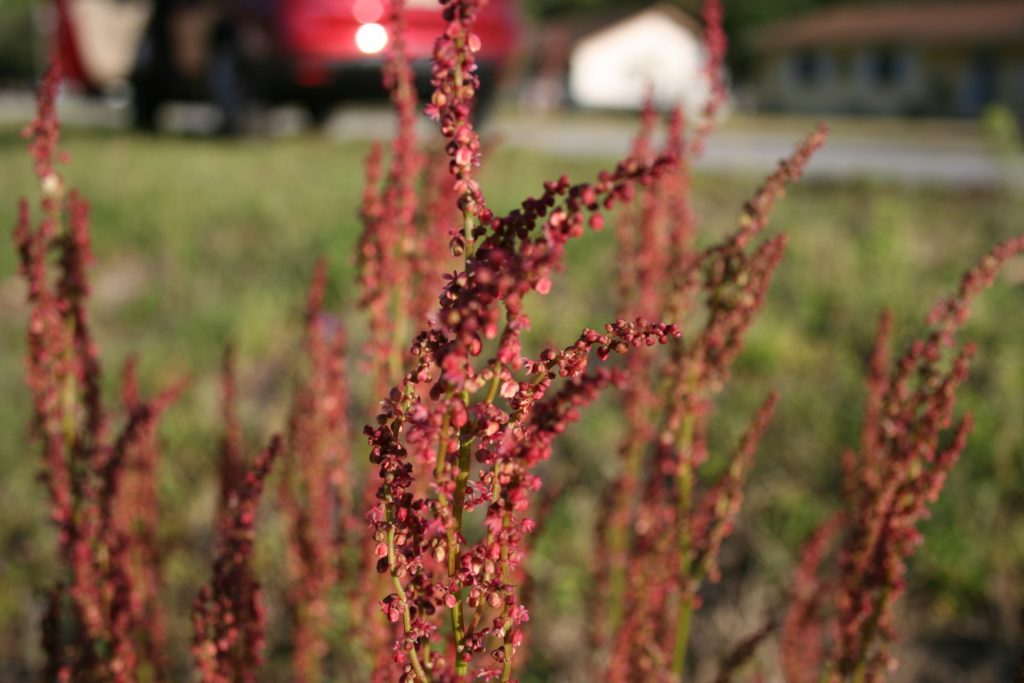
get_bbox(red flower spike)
[826,239,1023,679]
[280,260,354,683]
[16,61,185,681]
[193,437,281,683]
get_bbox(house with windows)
[749,1,1024,118]
[521,4,722,117]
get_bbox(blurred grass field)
[1,124,1022,680]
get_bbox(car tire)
[304,97,334,128]
[132,89,161,132]
[131,37,163,132]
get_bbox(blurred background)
[2,0,1023,179]
[1,0,1023,681]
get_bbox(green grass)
[1,125,1022,679]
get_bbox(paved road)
[2,91,1020,187]
[488,117,1022,188]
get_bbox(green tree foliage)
[0,0,38,83]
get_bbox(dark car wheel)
[132,88,162,131]
[304,96,334,128]
[131,35,164,132]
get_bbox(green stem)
[500,648,514,682]
[386,524,430,683]
[603,373,683,644]
[450,434,473,677]
[499,511,515,682]
[671,380,698,679]
[485,364,503,404]
[453,427,473,529]
[446,33,476,672]
[62,364,77,454]
[605,439,645,635]
[851,586,890,683]
[434,409,453,480]
[389,284,408,385]
[672,601,694,681]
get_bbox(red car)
[56,0,523,132]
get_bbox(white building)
[567,4,719,117]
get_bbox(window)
[791,49,822,87]
[867,47,907,86]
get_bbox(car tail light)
[355,22,388,54]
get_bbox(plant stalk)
[671,377,698,679]
[450,433,473,677]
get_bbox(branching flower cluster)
[361,4,685,678]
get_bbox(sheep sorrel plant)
[357,1,711,680]
[355,1,464,674]
[780,236,1024,683]
[358,0,459,401]
[193,435,281,683]
[598,114,828,681]
[12,1,1024,682]
[14,64,185,681]
[580,5,827,677]
[278,260,353,683]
